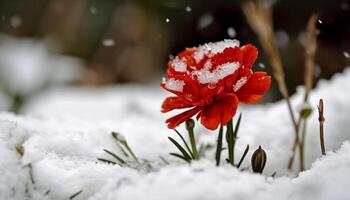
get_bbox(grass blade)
[168,137,192,160]
[237,144,249,168]
[112,132,139,162]
[170,153,190,163]
[215,126,223,166]
[97,158,117,165]
[69,190,83,200]
[233,114,243,153]
[103,149,126,164]
[159,156,170,165]
[233,113,242,138]
[174,129,194,158]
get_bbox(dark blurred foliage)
[0,0,349,101]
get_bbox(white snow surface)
[1,68,350,199]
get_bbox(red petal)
[236,72,271,104]
[161,96,192,113]
[210,47,242,67]
[160,75,201,104]
[199,93,238,130]
[166,107,201,129]
[240,44,258,69]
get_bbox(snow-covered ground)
[1,68,350,199]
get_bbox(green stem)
[215,126,223,166]
[226,119,234,165]
[188,128,199,160]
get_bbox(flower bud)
[185,119,195,130]
[251,145,267,173]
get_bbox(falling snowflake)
[185,6,192,12]
[227,27,237,38]
[10,15,22,28]
[102,39,115,47]
[90,6,97,14]
[197,13,213,29]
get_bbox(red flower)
[161,40,271,130]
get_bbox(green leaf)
[103,149,126,164]
[97,158,117,165]
[169,153,190,163]
[233,113,242,139]
[237,144,249,168]
[174,129,194,158]
[215,126,223,166]
[168,137,192,160]
[226,113,243,166]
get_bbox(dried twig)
[304,14,318,102]
[318,99,326,155]
[288,14,318,170]
[242,0,300,168]
[242,0,298,132]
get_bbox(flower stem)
[188,128,199,160]
[226,119,234,165]
[215,126,224,166]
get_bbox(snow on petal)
[172,57,187,72]
[233,76,248,92]
[165,78,185,92]
[192,40,240,63]
[193,62,240,84]
[203,39,240,54]
[194,49,205,63]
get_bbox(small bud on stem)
[185,119,195,131]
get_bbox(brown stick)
[318,99,326,155]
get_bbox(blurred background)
[0,0,349,112]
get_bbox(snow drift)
[1,68,350,200]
